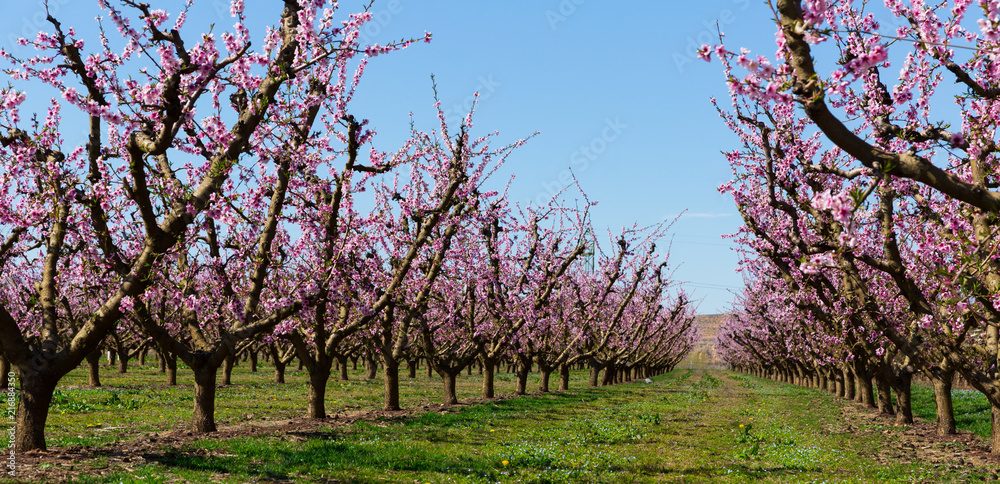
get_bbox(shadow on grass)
[652,463,818,479]
[143,436,500,482]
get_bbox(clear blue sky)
[2,0,782,314]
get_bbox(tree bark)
[874,372,895,416]
[932,373,957,435]
[86,350,102,387]
[164,351,177,386]
[833,369,844,397]
[854,360,876,408]
[0,355,8,390]
[442,371,459,405]
[559,363,571,391]
[588,362,603,387]
[191,364,219,433]
[336,354,350,381]
[117,353,129,374]
[307,368,331,418]
[515,359,529,395]
[273,359,287,384]
[843,367,856,400]
[383,356,401,411]
[601,363,615,386]
[222,354,236,386]
[365,355,378,380]
[893,372,913,425]
[406,358,418,379]
[992,402,1000,456]
[14,372,56,452]
[481,356,496,399]
[539,366,552,393]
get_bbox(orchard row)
[707,0,1000,455]
[0,1,697,452]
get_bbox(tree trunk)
[893,372,913,425]
[117,353,129,374]
[365,356,378,380]
[481,356,496,399]
[307,368,331,418]
[932,372,957,435]
[992,402,1000,456]
[0,355,8,390]
[559,363,571,391]
[192,364,219,433]
[539,366,552,393]
[442,371,459,405]
[383,355,401,411]
[139,348,148,367]
[274,359,287,384]
[854,360,875,408]
[86,350,102,387]
[843,367,856,400]
[165,352,177,386]
[515,359,529,395]
[588,363,603,387]
[222,355,235,386]
[406,358,418,379]
[249,350,258,373]
[336,354,350,381]
[874,372,895,416]
[107,350,117,367]
[157,350,166,374]
[601,363,615,386]
[14,372,57,452]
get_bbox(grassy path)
[11,368,1000,483]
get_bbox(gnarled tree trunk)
[307,367,331,418]
[14,372,57,452]
[191,362,220,433]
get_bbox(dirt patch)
[836,399,999,479]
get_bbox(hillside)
[683,314,727,369]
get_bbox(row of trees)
[708,0,1000,455]
[0,1,697,452]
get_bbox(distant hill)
[681,314,728,369]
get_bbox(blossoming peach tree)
[0,0,429,451]
[707,0,1000,452]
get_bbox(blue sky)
[2,1,785,314]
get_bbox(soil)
[835,399,998,476]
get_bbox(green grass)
[37,360,539,449]
[11,364,996,483]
